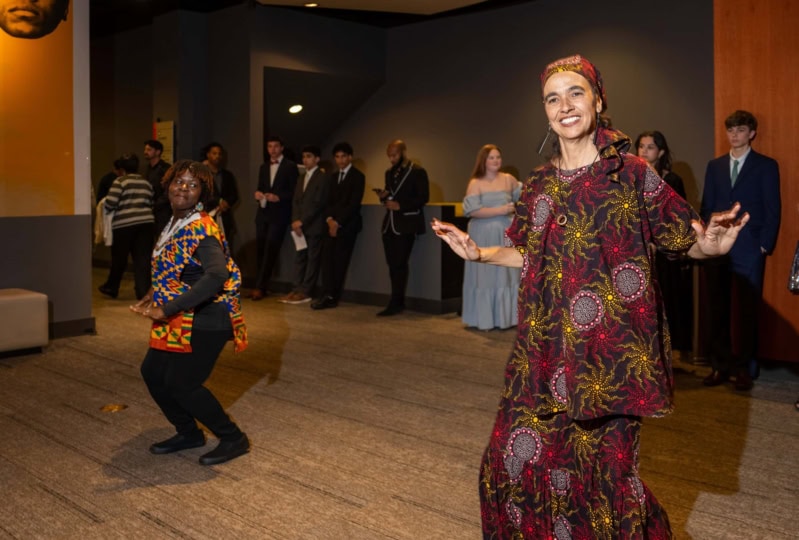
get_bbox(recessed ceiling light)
[304,3,318,7]
[289,104,303,114]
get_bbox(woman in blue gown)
[462,144,522,330]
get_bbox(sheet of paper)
[291,230,307,251]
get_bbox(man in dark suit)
[311,142,365,310]
[280,145,330,305]
[376,140,430,316]
[700,110,781,391]
[252,136,297,300]
[202,141,240,253]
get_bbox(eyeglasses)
[173,178,200,190]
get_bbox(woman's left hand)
[689,202,750,258]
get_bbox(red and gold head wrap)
[540,54,608,112]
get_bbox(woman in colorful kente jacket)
[432,54,749,539]
[130,160,250,466]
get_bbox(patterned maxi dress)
[479,127,699,539]
[463,185,522,330]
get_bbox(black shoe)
[149,432,206,455]
[702,370,729,387]
[376,305,404,317]
[199,433,250,466]
[98,285,118,299]
[311,295,337,310]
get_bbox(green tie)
[731,159,739,187]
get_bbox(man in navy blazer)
[700,110,781,391]
[252,136,297,300]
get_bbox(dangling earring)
[537,124,552,155]
[195,202,204,212]
[593,111,600,145]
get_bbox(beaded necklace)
[556,150,600,183]
[153,208,201,255]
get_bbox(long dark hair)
[634,130,673,177]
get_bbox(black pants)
[140,329,242,441]
[382,232,416,307]
[703,255,764,374]
[255,219,289,292]
[106,222,154,299]
[320,232,358,301]
[293,232,323,296]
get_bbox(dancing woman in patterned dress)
[433,55,749,539]
[131,160,250,466]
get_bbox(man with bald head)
[0,0,69,39]
[375,140,429,316]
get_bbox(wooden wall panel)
[715,0,799,362]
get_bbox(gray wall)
[1,217,95,337]
[329,0,713,208]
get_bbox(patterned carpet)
[0,269,796,539]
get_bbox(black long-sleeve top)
[161,236,231,332]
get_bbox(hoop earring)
[593,112,600,145]
[537,124,552,155]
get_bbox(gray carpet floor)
[0,269,797,539]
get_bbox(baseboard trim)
[51,318,97,339]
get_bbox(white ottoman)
[0,288,49,353]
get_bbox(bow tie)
[270,160,279,165]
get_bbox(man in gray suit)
[280,145,330,304]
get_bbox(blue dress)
[462,186,521,330]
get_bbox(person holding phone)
[375,140,429,316]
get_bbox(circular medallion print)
[532,194,554,231]
[553,515,573,540]
[642,167,664,198]
[550,367,568,404]
[570,291,604,330]
[509,428,543,463]
[550,469,570,495]
[613,263,646,301]
[503,454,524,481]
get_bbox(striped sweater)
[104,174,154,229]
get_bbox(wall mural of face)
[0,0,69,39]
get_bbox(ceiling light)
[289,104,303,114]
[304,3,318,7]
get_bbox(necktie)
[731,159,739,187]
[338,171,345,184]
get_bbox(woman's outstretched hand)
[690,202,750,258]
[431,218,480,261]
[129,295,166,321]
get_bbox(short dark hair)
[332,142,353,156]
[724,110,758,131]
[117,153,139,174]
[266,135,284,146]
[161,160,215,205]
[302,145,321,158]
[144,139,163,153]
[201,141,225,161]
